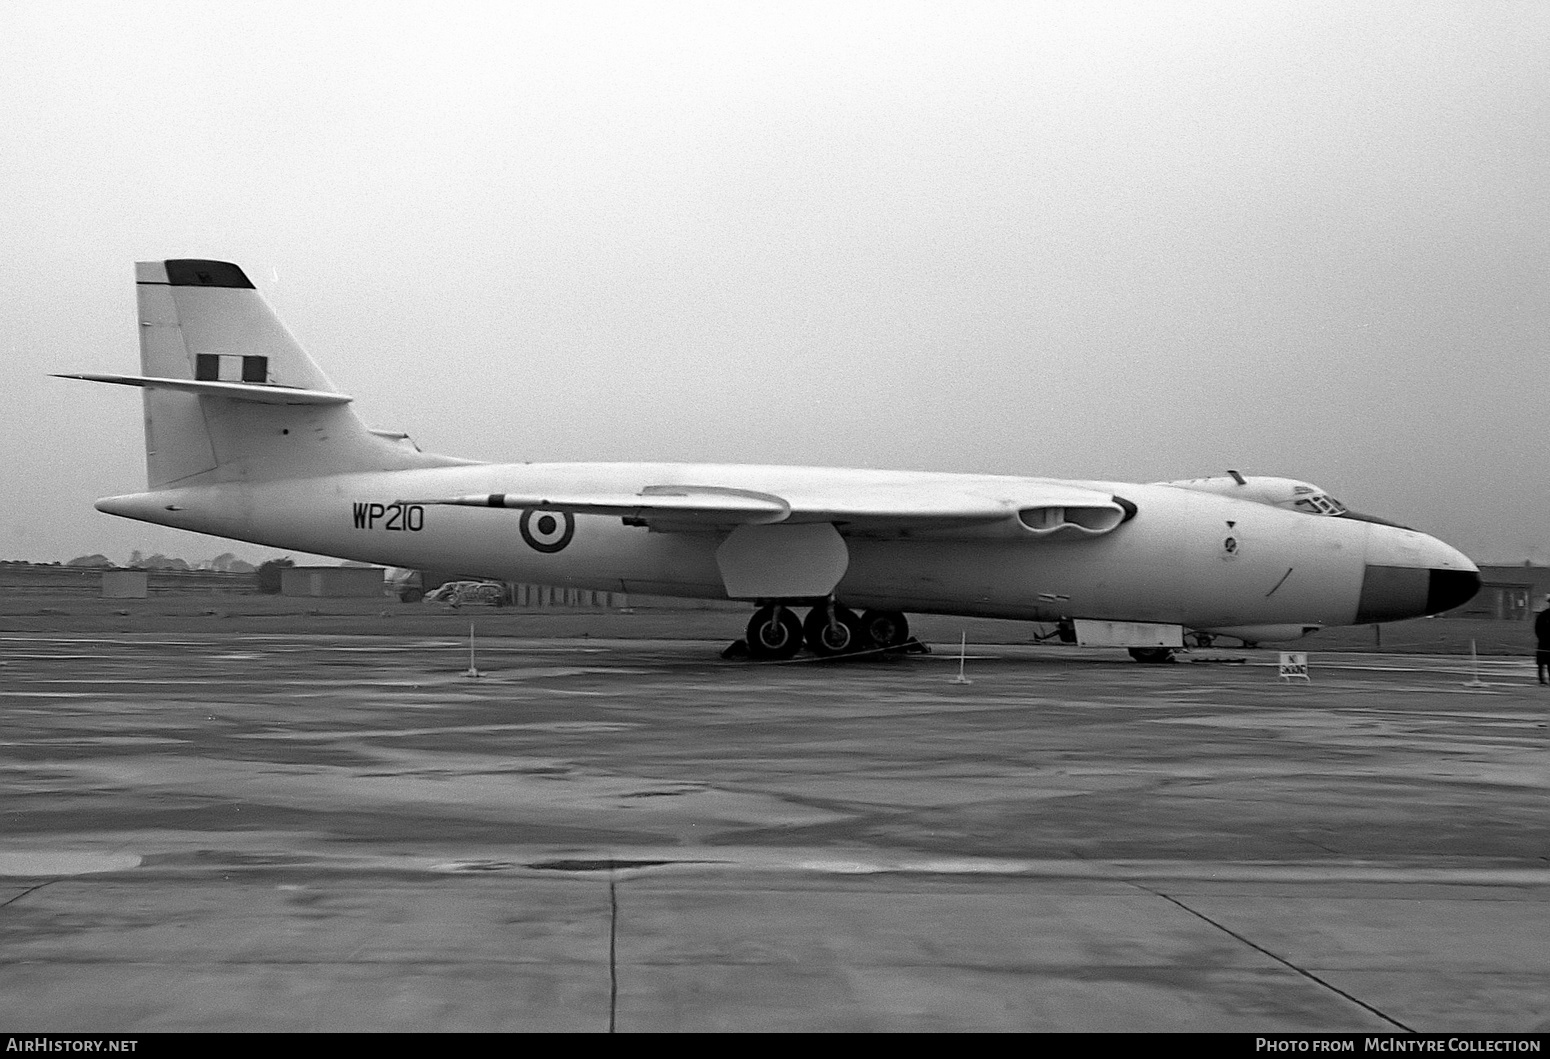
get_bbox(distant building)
[279,566,386,598]
[1453,564,1550,621]
[508,584,628,608]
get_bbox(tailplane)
[59,260,466,488]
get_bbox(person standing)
[1536,597,1550,685]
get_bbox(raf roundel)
[520,509,575,553]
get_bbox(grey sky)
[3,1,1546,565]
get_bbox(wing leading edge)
[403,481,1137,539]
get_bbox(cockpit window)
[1293,494,1348,516]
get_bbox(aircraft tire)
[804,605,865,656]
[860,609,909,649]
[747,606,803,661]
[1128,647,1176,664]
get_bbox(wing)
[403,481,1136,539]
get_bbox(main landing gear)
[746,604,803,659]
[737,603,916,661]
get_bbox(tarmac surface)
[1,631,1547,1032]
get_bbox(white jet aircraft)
[58,260,1480,662]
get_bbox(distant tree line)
[58,551,259,573]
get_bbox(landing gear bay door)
[1072,620,1184,648]
[715,523,849,600]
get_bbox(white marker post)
[1462,639,1487,689]
[952,632,972,685]
[464,622,483,679]
[1278,651,1311,684]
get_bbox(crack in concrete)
[608,872,619,1034]
[1136,883,1415,1033]
[0,878,60,910]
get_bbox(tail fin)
[68,260,464,488]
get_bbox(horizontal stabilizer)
[54,373,352,406]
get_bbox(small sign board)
[1278,652,1311,683]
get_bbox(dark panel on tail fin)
[241,356,268,382]
[163,260,254,288]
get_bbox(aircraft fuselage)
[65,259,1481,659]
[97,461,1469,634]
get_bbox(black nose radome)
[1427,568,1481,615]
[1356,565,1481,624]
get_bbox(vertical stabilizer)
[132,259,458,487]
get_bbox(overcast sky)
[2,0,1546,566]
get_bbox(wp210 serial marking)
[352,502,425,532]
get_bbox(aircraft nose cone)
[1356,527,1478,623]
[1428,568,1481,614]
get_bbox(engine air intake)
[1018,503,1126,536]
